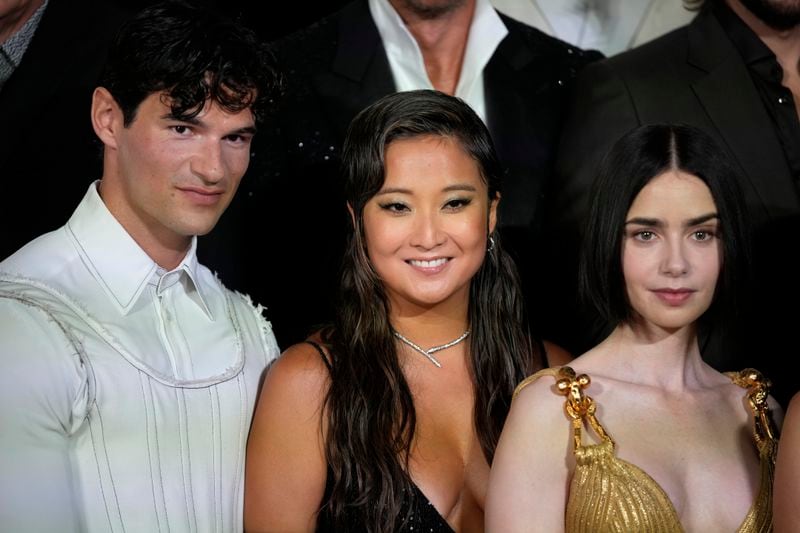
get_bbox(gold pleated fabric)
[725,369,779,533]
[513,367,779,533]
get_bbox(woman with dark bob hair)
[486,123,783,532]
[244,89,568,531]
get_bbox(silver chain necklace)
[392,329,471,368]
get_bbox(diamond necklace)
[392,329,471,368]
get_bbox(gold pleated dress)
[514,367,778,533]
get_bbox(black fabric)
[315,473,454,532]
[0,0,134,261]
[713,1,800,191]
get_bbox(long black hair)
[320,89,540,530]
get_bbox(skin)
[388,0,475,95]
[396,0,467,19]
[91,88,256,270]
[774,392,800,532]
[486,170,784,532]
[0,0,44,43]
[364,135,496,317]
[245,135,499,532]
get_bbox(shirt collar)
[370,0,429,88]
[459,0,507,96]
[369,0,507,111]
[66,181,214,319]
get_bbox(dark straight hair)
[579,123,752,330]
[320,89,540,530]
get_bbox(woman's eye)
[635,231,655,241]
[379,202,409,213]
[444,198,471,210]
[693,230,715,241]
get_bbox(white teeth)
[409,258,448,268]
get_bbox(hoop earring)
[487,235,495,253]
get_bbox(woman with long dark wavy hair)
[244,89,568,532]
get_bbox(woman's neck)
[592,321,713,392]
[389,301,469,348]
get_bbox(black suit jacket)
[201,0,602,347]
[0,0,132,261]
[551,5,799,405]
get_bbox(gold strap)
[514,366,614,450]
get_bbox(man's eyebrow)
[161,113,257,135]
[230,125,258,136]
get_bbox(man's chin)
[740,0,800,31]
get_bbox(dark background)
[111,0,353,41]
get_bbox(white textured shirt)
[369,0,507,122]
[0,182,279,533]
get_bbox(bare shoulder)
[262,338,331,403]
[511,368,570,431]
[245,337,332,531]
[784,393,800,422]
[774,393,799,443]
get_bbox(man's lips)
[177,186,225,205]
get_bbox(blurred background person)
[490,0,697,56]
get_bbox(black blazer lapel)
[314,0,395,137]
[485,14,601,231]
[484,16,543,230]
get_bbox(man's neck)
[388,0,476,95]
[726,0,800,79]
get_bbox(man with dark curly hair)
[0,2,282,531]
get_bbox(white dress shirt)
[369,0,507,122]
[0,182,279,532]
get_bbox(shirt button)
[778,96,788,104]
